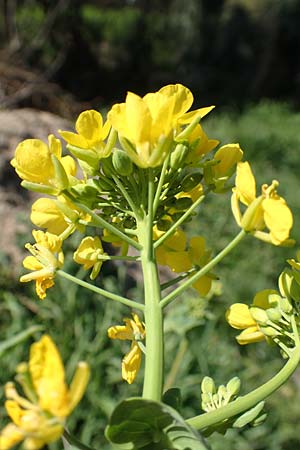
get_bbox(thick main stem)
[138,217,164,401]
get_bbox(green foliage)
[106,397,209,449]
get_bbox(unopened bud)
[112,149,133,176]
[279,296,293,314]
[181,172,203,191]
[170,144,189,169]
[266,308,282,322]
[226,377,241,397]
[250,307,269,325]
[260,326,279,337]
[174,197,193,211]
[201,376,215,394]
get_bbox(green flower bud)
[201,376,215,394]
[157,217,173,231]
[279,296,293,314]
[170,144,189,169]
[174,197,193,211]
[226,377,241,397]
[266,308,282,322]
[217,385,227,400]
[112,148,133,176]
[51,154,69,191]
[181,171,203,191]
[279,269,300,301]
[260,326,279,337]
[201,392,211,404]
[268,293,281,307]
[101,156,115,178]
[249,307,269,325]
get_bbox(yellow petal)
[31,198,68,235]
[0,423,23,450]
[252,289,278,309]
[48,135,62,159]
[158,84,194,117]
[22,256,43,271]
[125,92,152,144]
[189,236,206,263]
[179,105,215,124]
[59,130,88,148]
[213,144,243,177]
[262,198,293,245]
[29,335,70,417]
[192,275,212,296]
[143,91,175,138]
[61,155,77,176]
[107,320,134,340]
[235,161,256,205]
[35,278,55,300]
[165,251,192,272]
[68,361,90,412]
[122,342,142,384]
[75,110,103,143]
[236,326,265,345]
[11,139,54,184]
[226,303,257,329]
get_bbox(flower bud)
[170,144,189,169]
[173,197,193,211]
[112,148,133,176]
[181,171,203,191]
[266,308,282,322]
[279,296,293,314]
[201,376,215,394]
[260,326,279,337]
[249,307,269,325]
[226,377,241,397]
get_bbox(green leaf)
[105,397,210,450]
[162,388,182,412]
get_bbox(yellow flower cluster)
[0,335,89,450]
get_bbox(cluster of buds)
[201,376,241,412]
[226,266,300,353]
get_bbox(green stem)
[63,430,97,450]
[160,269,197,291]
[161,229,246,308]
[57,270,144,311]
[72,201,141,250]
[99,255,140,262]
[154,194,206,249]
[153,154,170,217]
[186,340,300,431]
[138,170,164,401]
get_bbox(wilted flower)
[108,314,145,384]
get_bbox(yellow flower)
[31,196,91,236]
[186,124,219,164]
[213,144,243,178]
[59,110,111,156]
[155,228,191,272]
[231,161,293,245]
[108,84,214,168]
[11,135,76,186]
[226,289,277,345]
[73,236,106,280]
[188,236,212,296]
[0,335,90,450]
[108,313,145,384]
[20,231,64,299]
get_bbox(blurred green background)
[1,1,300,450]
